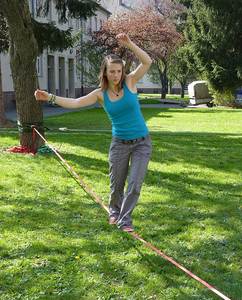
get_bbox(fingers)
[34,89,48,101]
[34,89,40,97]
[34,89,41,99]
[116,33,128,40]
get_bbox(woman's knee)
[127,181,142,196]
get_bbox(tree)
[75,35,105,88]
[168,43,195,98]
[183,0,242,105]
[92,5,182,99]
[0,13,13,127]
[149,0,188,98]
[1,0,99,151]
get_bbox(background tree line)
[1,0,242,150]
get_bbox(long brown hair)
[99,54,126,91]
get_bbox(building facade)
[1,0,163,110]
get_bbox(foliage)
[32,19,73,54]
[37,0,99,23]
[93,6,182,62]
[93,4,182,98]
[33,0,100,53]
[152,0,185,16]
[212,90,237,107]
[75,35,105,86]
[184,0,242,102]
[176,0,192,8]
[147,64,160,85]
[0,13,9,52]
[2,1,99,54]
[168,43,196,97]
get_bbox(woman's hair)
[99,54,126,91]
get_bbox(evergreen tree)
[1,0,99,150]
[183,0,242,104]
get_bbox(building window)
[88,17,92,33]
[80,19,87,34]
[119,0,132,8]
[35,0,47,17]
[36,55,43,77]
[35,0,41,15]
[76,49,81,79]
[95,17,98,31]
[58,12,62,23]
[68,17,73,28]
[47,0,52,21]
[76,19,80,29]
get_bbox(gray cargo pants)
[108,135,152,228]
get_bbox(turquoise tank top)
[103,82,149,140]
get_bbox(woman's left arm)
[116,33,152,85]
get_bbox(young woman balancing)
[34,33,152,232]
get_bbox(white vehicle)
[188,81,213,107]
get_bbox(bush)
[212,90,237,107]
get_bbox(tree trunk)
[2,0,44,150]
[158,63,168,99]
[168,79,173,94]
[180,81,186,98]
[0,56,13,127]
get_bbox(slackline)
[32,127,231,300]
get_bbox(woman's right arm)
[34,88,101,109]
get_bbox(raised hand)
[116,33,132,48]
[34,89,49,102]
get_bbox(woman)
[35,33,152,232]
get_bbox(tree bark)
[2,0,44,150]
[0,56,13,127]
[168,79,173,94]
[158,62,168,99]
[180,81,186,98]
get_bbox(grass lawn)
[0,107,242,299]
[138,94,189,104]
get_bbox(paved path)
[5,105,82,122]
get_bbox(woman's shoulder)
[124,76,137,94]
[90,87,102,97]
[93,87,104,104]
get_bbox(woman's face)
[106,62,123,86]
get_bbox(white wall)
[1,54,14,92]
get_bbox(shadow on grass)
[0,127,241,299]
[0,188,239,299]
[0,191,204,299]
[45,130,242,175]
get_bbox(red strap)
[32,128,231,300]
[7,145,35,155]
[31,126,37,153]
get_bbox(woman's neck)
[108,83,120,93]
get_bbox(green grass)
[138,94,189,104]
[0,107,242,299]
